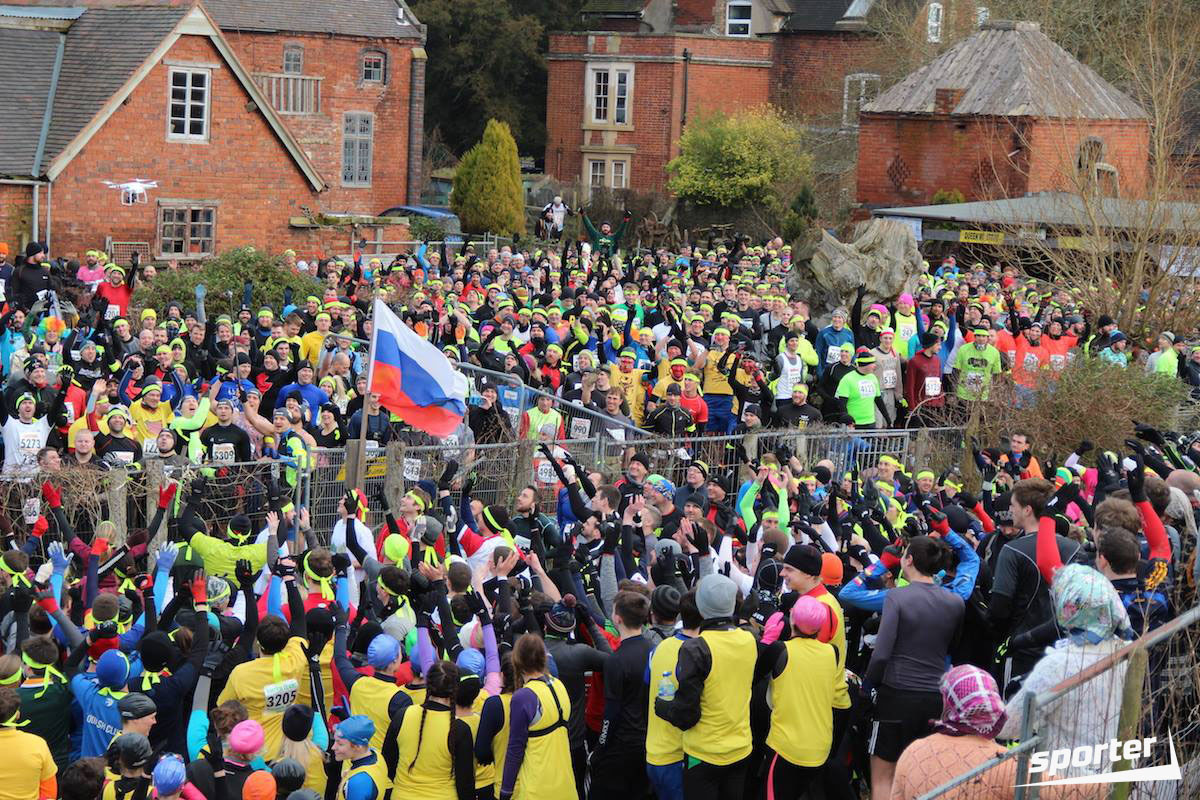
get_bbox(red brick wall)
[674,0,717,27]
[856,114,1033,207]
[1025,119,1150,198]
[221,30,419,214]
[47,34,322,259]
[770,31,881,123]
[0,184,33,256]
[545,33,772,193]
[857,112,1151,207]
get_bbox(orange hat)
[241,770,276,800]
[820,552,843,586]
[0,243,7,256]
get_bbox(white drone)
[102,178,158,205]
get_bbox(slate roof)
[865,20,1146,120]
[202,0,421,40]
[581,0,644,14]
[0,27,60,174]
[0,5,186,176]
[44,6,187,167]
[779,0,855,32]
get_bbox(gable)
[42,3,325,190]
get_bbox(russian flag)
[368,298,468,437]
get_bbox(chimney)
[935,88,965,114]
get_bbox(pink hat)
[228,720,264,754]
[899,293,914,306]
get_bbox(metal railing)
[253,72,322,115]
[920,603,1200,799]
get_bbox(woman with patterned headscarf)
[890,664,1015,799]
[1000,503,1136,789]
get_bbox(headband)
[303,552,335,601]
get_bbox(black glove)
[330,600,349,628]
[1124,446,1147,503]
[1075,440,1094,457]
[202,640,230,677]
[271,558,296,579]
[331,553,352,577]
[235,559,255,588]
[600,520,620,555]
[374,485,389,511]
[437,460,459,492]
[957,491,979,508]
[9,586,33,614]
[1134,423,1166,447]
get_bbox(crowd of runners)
[0,216,1192,800]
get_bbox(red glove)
[41,481,62,509]
[30,516,48,538]
[91,537,109,557]
[191,575,207,605]
[158,482,178,510]
[36,593,58,614]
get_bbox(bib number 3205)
[263,679,299,712]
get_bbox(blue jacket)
[813,325,854,376]
[838,530,980,612]
[71,674,124,758]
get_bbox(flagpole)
[353,298,379,492]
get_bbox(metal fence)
[305,426,964,532]
[919,604,1200,800]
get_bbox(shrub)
[450,119,525,237]
[931,188,966,205]
[132,247,324,319]
[408,216,447,242]
[666,106,811,211]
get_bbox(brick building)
[550,0,886,194]
[0,0,425,259]
[856,20,1150,209]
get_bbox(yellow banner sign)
[958,229,1006,245]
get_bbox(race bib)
[22,498,39,524]
[262,678,299,713]
[536,460,556,484]
[104,304,120,321]
[143,438,159,456]
[213,443,235,463]
[403,457,421,481]
[858,380,874,397]
[924,376,942,396]
[608,428,626,442]
[19,433,41,459]
[111,450,135,464]
[881,370,897,389]
[64,403,76,424]
[826,346,841,364]
[1023,353,1040,370]
[570,417,591,439]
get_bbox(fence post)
[512,440,535,507]
[143,459,162,527]
[1013,690,1040,800]
[384,441,404,521]
[107,469,128,545]
[1108,647,1149,800]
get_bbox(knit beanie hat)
[695,574,738,620]
[138,631,175,673]
[650,585,681,620]
[271,758,307,795]
[544,598,577,634]
[242,770,277,800]
[281,704,314,743]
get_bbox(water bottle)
[657,670,676,701]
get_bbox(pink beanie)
[228,720,264,755]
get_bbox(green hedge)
[132,248,324,318]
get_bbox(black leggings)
[683,756,748,800]
[767,753,821,800]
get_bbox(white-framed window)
[168,68,210,141]
[927,2,944,42]
[282,46,303,74]
[842,73,881,128]
[362,51,385,83]
[588,64,633,125]
[611,160,627,189]
[726,1,752,36]
[589,160,606,188]
[976,5,989,25]
[159,203,216,257]
[342,112,374,186]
